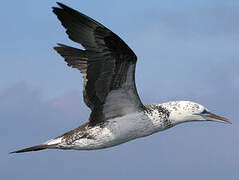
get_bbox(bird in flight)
[11,2,231,153]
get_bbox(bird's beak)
[201,112,231,124]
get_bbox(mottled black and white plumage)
[11,3,231,153]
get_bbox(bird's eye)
[201,109,208,114]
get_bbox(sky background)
[1,0,239,179]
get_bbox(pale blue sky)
[1,1,239,179]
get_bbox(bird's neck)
[144,104,173,131]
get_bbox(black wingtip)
[52,2,74,18]
[53,43,64,51]
[57,43,67,47]
[10,144,48,154]
[56,2,71,10]
[56,2,65,7]
[52,2,64,11]
[53,2,82,15]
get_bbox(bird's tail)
[10,144,49,154]
[10,137,62,154]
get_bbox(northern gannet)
[11,2,231,153]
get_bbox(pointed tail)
[10,144,48,154]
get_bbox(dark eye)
[201,109,208,114]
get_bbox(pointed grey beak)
[201,112,232,124]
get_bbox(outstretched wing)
[53,3,144,125]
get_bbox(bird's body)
[51,112,152,150]
[11,3,230,153]
[46,103,171,150]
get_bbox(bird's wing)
[53,3,144,125]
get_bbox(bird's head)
[161,101,231,125]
